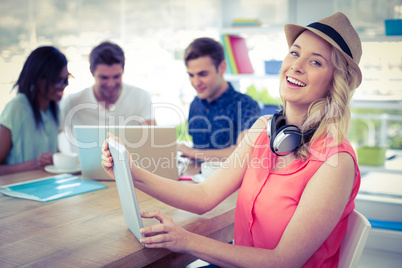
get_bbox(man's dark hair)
[184,37,225,70]
[90,41,125,73]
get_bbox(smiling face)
[186,56,228,103]
[37,65,69,111]
[50,65,69,102]
[92,63,123,105]
[280,30,335,113]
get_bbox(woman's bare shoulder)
[242,115,271,146]
[251,115,271,131]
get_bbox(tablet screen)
[108,138,145,246]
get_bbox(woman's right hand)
[101,133,121,180]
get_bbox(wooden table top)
[0,163,237,268]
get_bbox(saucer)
[191,174,207,183]
[44,165,81,174]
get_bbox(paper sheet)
[0,174,107,202]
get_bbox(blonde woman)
[102,12,362,267]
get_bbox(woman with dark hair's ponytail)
[0,46,69,175]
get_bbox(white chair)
[338,209,372,268]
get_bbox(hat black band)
[307,22,353,59]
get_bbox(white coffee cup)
[201,161,222,178]
[53,153,79,170]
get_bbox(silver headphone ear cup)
[267,110,317,156]
[267,116,273,139]
[272,126,301,156]
[267,112,284,140]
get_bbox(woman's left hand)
[38,152,53,168]
[140,210,193,253]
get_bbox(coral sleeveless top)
[234,125,361,267]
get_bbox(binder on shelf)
[220,35,233,74]
[222,34,238,74]
[231,18,261,27]
[228,35,254,74]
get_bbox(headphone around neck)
[267,110,317,156]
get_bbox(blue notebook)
[0,174,108,202]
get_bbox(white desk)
[355,150,402,257]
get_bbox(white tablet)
[108,138,145,246]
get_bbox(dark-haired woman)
[0,46,69,175]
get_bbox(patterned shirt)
[188,83,260,149]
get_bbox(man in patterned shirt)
[178,37,261,161]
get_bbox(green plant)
[348,108,402,150]
[176,121,192,142]
[245,84,280,106]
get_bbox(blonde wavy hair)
[282,48,360,160]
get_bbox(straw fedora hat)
[284,12,362,88]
